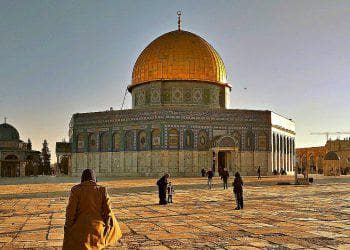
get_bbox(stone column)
[285,137,289,172]
[20,162,26,177]
[289,138,292,172]
[280,136,286,173]
[68,156,72,176]
[278,135,281,173]
[271,133,274,173]
[214,149,219,174]
[276,134,281,171]
[287,138,290,172]
[274,134,277,173]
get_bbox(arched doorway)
[1,155,20,177]
[211,136,239,175]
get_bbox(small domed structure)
[0,123,20,141]
[324,151,341,176]
[0,122,41,177]
[324,151,340,161]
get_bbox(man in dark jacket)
[233,172,244,210]
[207,169,214,189]
[157,173,169,205]
[221,168,229,189]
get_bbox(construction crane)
[310,132,350,141]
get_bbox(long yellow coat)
[63,181,122,250]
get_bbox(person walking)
[167,182,174,203]
[157,173,169,205]
[233,172,244,210]
[201,168,206,177]
[63,169,122,250]
[207,169,214,189]
[257,166,261,180]
[221,168,229,189]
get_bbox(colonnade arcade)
[272,132,295,173]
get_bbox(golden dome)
[131,30,227,88]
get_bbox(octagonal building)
[57,25,296,177]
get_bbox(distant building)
[0,122,40,177]
[296,138,350,175]
[57,22,296,177]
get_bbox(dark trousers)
[167,195,173,203]
[235,191,243,209]
[223,179,228,189]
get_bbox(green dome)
[0,123,20,141]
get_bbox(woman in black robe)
[157,173,169,205]
[233,172,244,210]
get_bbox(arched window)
[151,129,161,149]
[100,132,110,152]
[113,132,120,151]
[125,131,134,151]
[168,128,179,149]
[88,133,97,152]
[184,129,194,149]
[137,130,147,150]
[246,131,255,150]
[76,133,85,152]
[258,132,268,151]
[232,131,241,149]
[197,130,209,150]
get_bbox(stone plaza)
[0,175,349,249]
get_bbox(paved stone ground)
[0,175,350,249]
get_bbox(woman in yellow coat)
[63,169,122,250]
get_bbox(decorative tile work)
[183,88,192,102]
[172,87,183,103]
[193,88,202,103]
[151,88,161,103]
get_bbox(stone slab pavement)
[0,175,349,249]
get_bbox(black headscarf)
[235,171,241,178]
[81,169,96,183]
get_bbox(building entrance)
[218,151,226,175]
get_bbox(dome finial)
[177,11,182,31]
[4,117,7,124]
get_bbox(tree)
[40,139,51,175]
[59,156,69,175]
[27,138,32,150]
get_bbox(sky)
[0,0,349,162]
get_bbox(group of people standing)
[158,168,245,210]
[203,168,244,210]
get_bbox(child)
[233,172,244,210]
[167,182,174,203]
